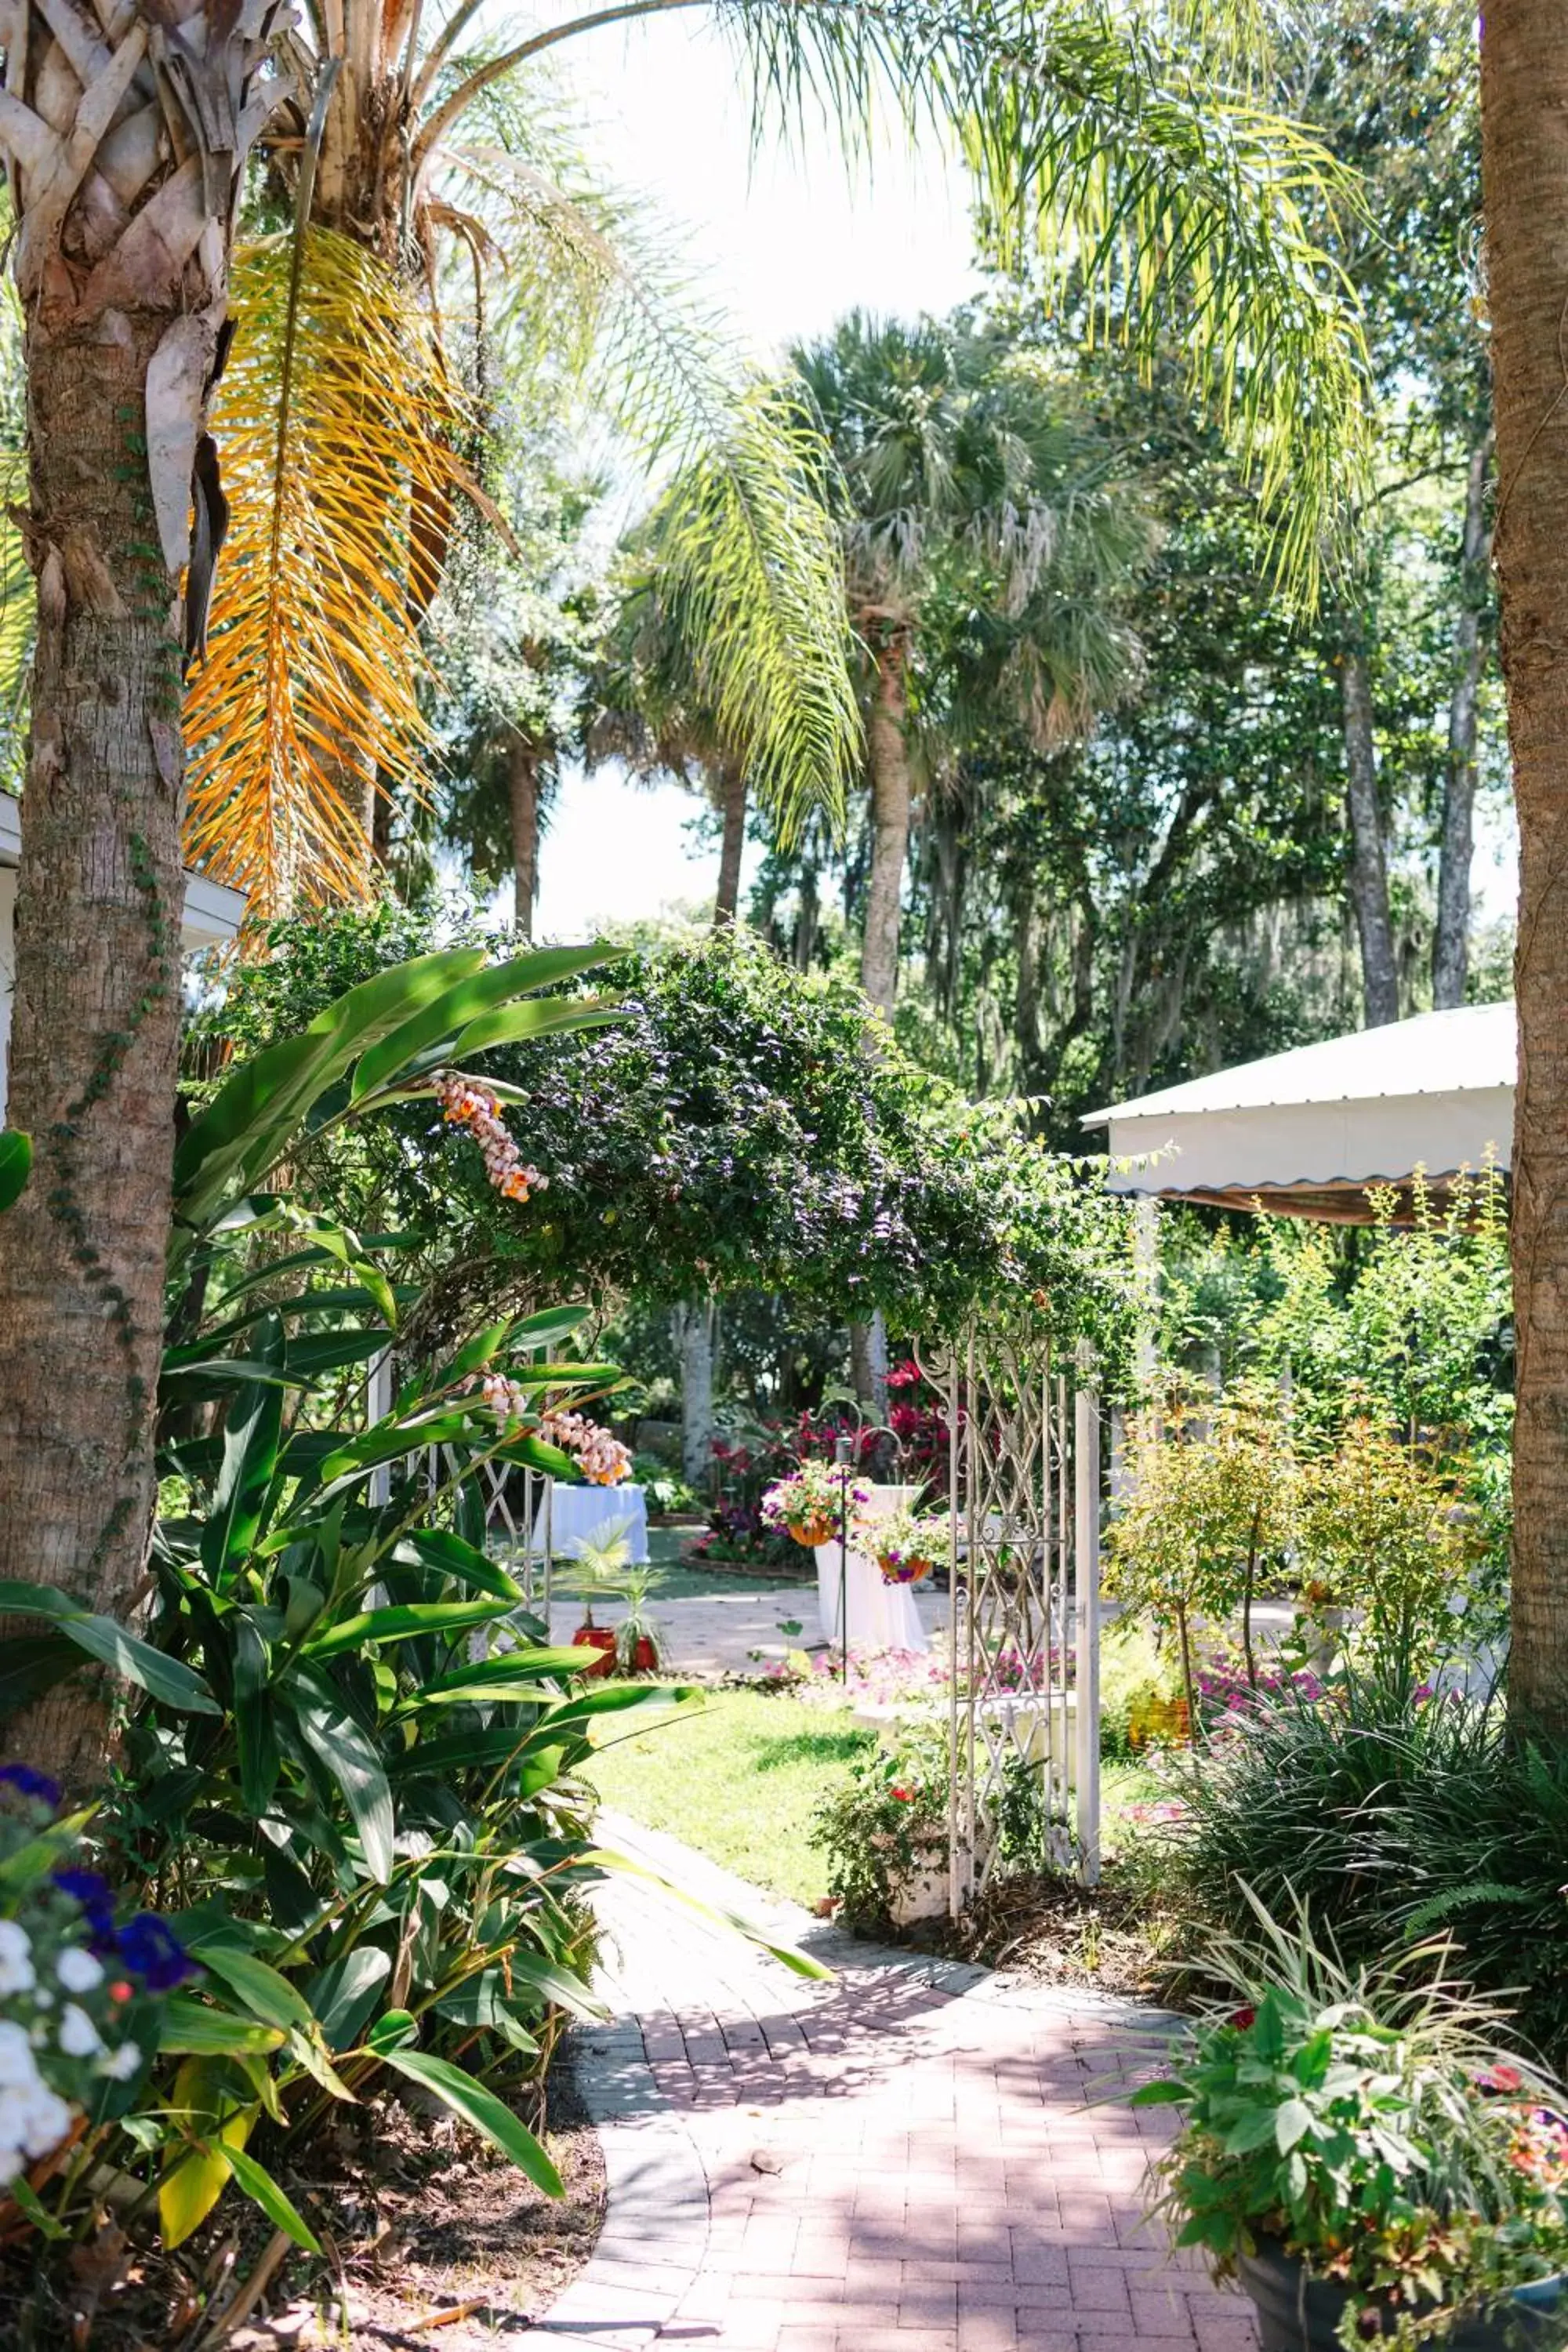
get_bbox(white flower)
[56,1947,103,1995]
[0,2077,68,2157]
[0,2021,42,2090]
[0,1920,35,1998]
[0,2145,20,2184]
[16,2083,71,2157]
[56,2004,101,2059]
[100,2041,141,2082]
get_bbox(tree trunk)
[860,631,913,1018]
[1433,432,1494,1009]
[673,1301,716,1489]
[849,1312,888,1423]
[509,731,539,939]
[0,0,285,1789]
[0,326,201,1784]
[1482,0,1568,1739]
[713,762,746,927]
[1339,643,1400,1026]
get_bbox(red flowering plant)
[808,1726,951,1932]
[1131,1895,1568,2347]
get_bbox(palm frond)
[0,449,34,787]
[717,0,1370,603]
[633,385,861,840]
[183,230,469,916]
[434,106,862,828]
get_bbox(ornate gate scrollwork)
[918,1308,1101,1914]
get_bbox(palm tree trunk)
[509,731,540,939]
[0,319,203,1786]
[1482,0,1568,1739]
[713,762,747,926]
[1339,643,1400,1026]
[0,2,285,1790]
[860,631,913,1018]
[1433,432,1494,1009]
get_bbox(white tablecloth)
[814,1483,928,1654]
[532,1483,649,1564]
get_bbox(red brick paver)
[540,1817,1258,2352]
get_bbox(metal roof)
[0,792,247,949]
[1083,1001,1515,1129]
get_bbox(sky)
[526,8,984,937]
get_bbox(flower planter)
[887,1837,951,1926]
[1237,2240,1563,2351]
[876,1549,935,1586]
[572,1623,616,1679]
[790,1515,836,1547]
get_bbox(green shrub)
[1169,1674,1568,2068]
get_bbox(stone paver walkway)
[539,1818,1258,2352]
[546,1584,949,1679]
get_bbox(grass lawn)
[582,1688,875,1906]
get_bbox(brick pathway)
[539,1819,1259,2352]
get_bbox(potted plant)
[863,1502,950,1586]
[761,1459,868,1549]
[614,1563,669,1675]
[569,1520,637,1678]
[1131,1900,1568,2349]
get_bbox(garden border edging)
[532,2020,711,2348]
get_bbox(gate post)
[1074,1344,1102,1886]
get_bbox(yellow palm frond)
[0,450,34,786]
[183,229,469,916]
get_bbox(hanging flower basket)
[869,1507,951,1588]
[761,1461,868,1550]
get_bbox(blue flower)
[0,1763,61,1808]
[116,1913,197,1992]
[52,1867,118,1954]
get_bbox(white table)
[532,1482,649,1564]
[814,1483,929,1654]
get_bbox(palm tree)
[793,311,1151,1014]
[0,0,291,1781]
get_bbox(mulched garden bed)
[0,2068,606,2352]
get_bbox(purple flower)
[0,1762,60,1808]
[116,1913,197,1991]
[53,1865,118,1951]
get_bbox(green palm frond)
[633,386,861,840]
[719,0,1369,602]
[435,112,862,830]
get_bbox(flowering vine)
[434,1072,547,1204]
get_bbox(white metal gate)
[920,1315,1101,1912]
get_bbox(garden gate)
[918,1312,1102,1912]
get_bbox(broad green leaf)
[1127,2079,1188,2107]
[501,1949,609,2024]
[365,2009,418,2054]
[302,1598,510,1661]
[174,949,488,1233]
[389,1728,562,1781]
[200,1316,285,1579]
[0,1128,31,1213]
[390,1530,522,1604]
[305,1947,391,2051]
[492,1433,576,1479]
[292,1664,394,1882]
[0,1632,78,1715]
[216,2140,321,2253]
[509,1303,592,1350]
[317,1410,477,1486]
[1275,2097,1313,2153]
[436,1970,539,2055]
[158,1998,287,2058]
[372,2046,562,2197]
[441,996,619,1069]
[187,1943,317,2035]
[403,1648,586,1705]
[426,1317,514,1396]
[535,1684,700,1732]
[349,944,608,1103]
[233,1615,279,1815]
[9,2177,66,2238]
[0,1582,220,1715]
